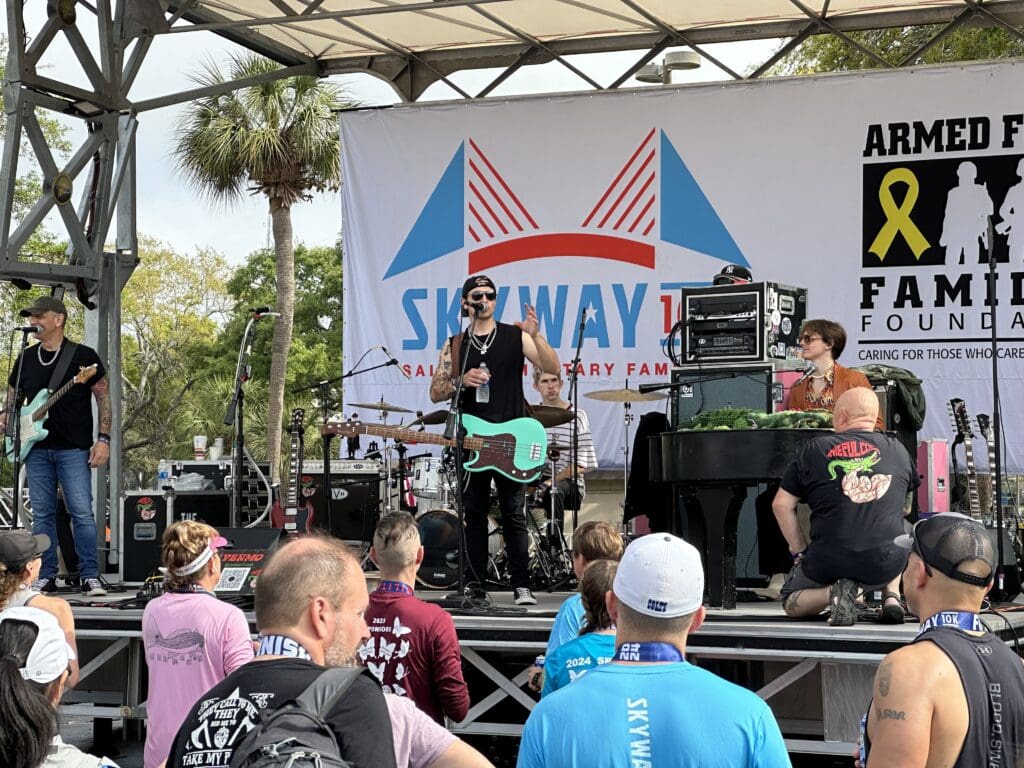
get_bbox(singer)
[428,274,559,606]
[0,296,111,597]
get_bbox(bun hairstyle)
[0,618,59,768]
[161,520,219,590]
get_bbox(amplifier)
[669,364,774,428]
[306,471,382,542]
[121,490,231,583]
[682,282,807,367]
[303,459,381,476]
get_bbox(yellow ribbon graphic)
[868,167,931,262]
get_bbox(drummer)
[532,369,599,534]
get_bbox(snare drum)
[411,456,444,499]
[415,509,503,589]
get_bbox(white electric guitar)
[5,364,98,460]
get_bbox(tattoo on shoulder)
[876,708,905,721]
[877,662,892,697]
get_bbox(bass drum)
[415,509,503,589]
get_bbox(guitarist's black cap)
[894,513,995,587]
[0,529,51,571]
[20,296,67,318]
[461,275,496,298]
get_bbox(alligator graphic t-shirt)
[780,429,919,586]
[141,591,253,768]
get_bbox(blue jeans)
[25,448,99,580]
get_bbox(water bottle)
[476,362,490,404]
[157,459,170,490]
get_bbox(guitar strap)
[47,341,79,394]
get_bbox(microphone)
[13,325,41,333]
[795,362,817,386]
[470,302,485,313]
[381,345,411,380]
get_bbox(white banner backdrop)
[340,61,1024,471]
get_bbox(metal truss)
[165,0,1024,101]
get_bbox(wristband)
[534,655,545,667]
[97,433,111,445]
[791,549,806,561]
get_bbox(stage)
[61,584,1024,757]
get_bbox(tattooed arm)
[89,376,111,468]
[865,649,933,768]
[429,338,455,404]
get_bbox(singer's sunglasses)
[469,291,497,302]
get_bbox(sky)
[2,6,782,264]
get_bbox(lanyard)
[376,580,415,595]
[918,610,983,635]
[256,634,314,660]
[613,642,685,663]
[166,585,216,596]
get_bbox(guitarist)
[0,296,111,597]
[429,274,559,606]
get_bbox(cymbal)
[528,405,575,428]
[408,409,448,427]
[547,443,572,452]
[584,387,666,403]
[349,400,414,414]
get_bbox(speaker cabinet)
[121,491,231,583]
[670,364,773,427]
[307,472,382,542]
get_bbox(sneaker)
[514,587,537,606]
[31,577,57,594]
[81,577,107,597]
[828,578,857,627]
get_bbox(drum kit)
[346,384,666,590]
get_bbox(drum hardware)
[527,405,576,429]
[349,399,414,414]
[415,509,504,589]
[525,444,576,592]
[586,380,654,511]
[408,409,447,427]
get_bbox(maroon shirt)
[358,586,470,724]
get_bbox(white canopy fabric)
[171,1,1024,99]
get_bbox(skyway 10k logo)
[858,113,1024,363]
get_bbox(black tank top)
[907,628,1024,767]
[454,322,525,423]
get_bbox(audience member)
[141,521,253,768]
[359,512,470,724]
[518,533,789,768]
[0,530,79,687]
[773,388,918,626]
[0,606,118,768]
[385,693,493,767]
[166,534,397,767]
[859,513,1024,767]
[542,559,617,697]
[527,521,623,692]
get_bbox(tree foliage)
[770,25,1024,76]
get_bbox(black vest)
[911,628,1024,767]
[453,322,525,423]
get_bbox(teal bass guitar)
[5,364,98,460]
[323,413,548,483]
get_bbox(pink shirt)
[142,591,253,768]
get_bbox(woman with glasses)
[141,521,253,768]
[786,319,880,427]
[0,606,118,767]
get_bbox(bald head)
[834,387,879,432]
[255,534,357,630]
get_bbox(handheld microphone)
[13,325,41,333]
[382,345,412,380]
[470,302,485,313]
[795,362,817,386]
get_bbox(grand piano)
[650,428,832,609]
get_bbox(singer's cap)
[462,275,496,298]
[20,296,67,318]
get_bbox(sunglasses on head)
[469,291,497,302]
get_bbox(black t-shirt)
[8,340,106,450]
[780,429,920,585]
[455,322,525,423]
[166,659,397,768]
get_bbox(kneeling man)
[773,388,919,626]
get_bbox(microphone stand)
[441,320,474,609]
[567,307,586,532]
[986,215,1008,600]
[5,329,37,529]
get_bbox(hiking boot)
[828,578,857,627]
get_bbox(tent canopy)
[170,1,1024,100]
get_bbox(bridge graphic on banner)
[383,128,748,279]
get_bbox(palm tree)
[173,52,351,480]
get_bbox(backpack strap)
[295,666,365,719]
[47,340,78,393]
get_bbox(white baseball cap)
[613,533,705,618]
[0,606,75,684]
